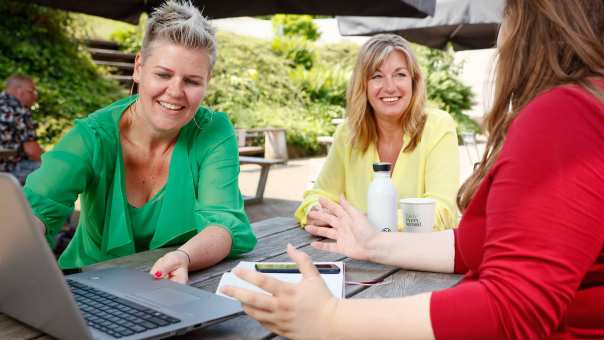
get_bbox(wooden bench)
[240,156,286,205]
[236,128,288,160]
[317,118,344,149]
[238,145,264,156]
[317,135,334,146]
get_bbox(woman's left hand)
[221,244,339,340]
[149,250,190,284]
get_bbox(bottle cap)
[372,162,392,172]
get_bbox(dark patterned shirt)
[0,91,37,172]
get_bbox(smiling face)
[366,50,413,121]
[132,40,210,134]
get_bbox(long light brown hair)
[457,0,604,210]
[346,34,427,153]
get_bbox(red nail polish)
[154,271,162,278]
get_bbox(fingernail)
[154,271,162,278]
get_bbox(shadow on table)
[244,198,300,223]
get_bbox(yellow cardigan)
[295,108,459,231]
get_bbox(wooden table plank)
[354,269,462,299]
[84,247,170,272]
[251,217,299,239]
[0,314,43,340]
[343,260,400,298]
[175,316,271,340]
[84,217,303,283]
[187,226,317,284]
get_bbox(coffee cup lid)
[400,197,435,205]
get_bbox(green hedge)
[272,14,321,41]
[0,1,125,145]
[417,47,479,134]
[204,32,344,154]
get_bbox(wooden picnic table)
[0,217,462,340]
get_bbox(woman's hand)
[149,249,190,284]
[304,204,330,227]
[221,244,338,340]
[306,196,378,261]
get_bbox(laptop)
[0,173,243,340]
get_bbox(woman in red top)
[221,0,604,338]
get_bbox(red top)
[430,83,604,339]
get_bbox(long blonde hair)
[457,0,604,210]
[346,34,427,153]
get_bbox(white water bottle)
[367,162,398,232]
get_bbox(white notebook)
[216,261,345,299]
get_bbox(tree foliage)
[205,32,346,155]
[417,46,479,133]
[0,0,125,145]
[272,14,321,41]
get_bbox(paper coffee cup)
[400,198,435,233]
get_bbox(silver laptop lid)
[0,173,92,340]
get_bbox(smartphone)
[255,262,340,274]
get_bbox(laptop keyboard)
[66,279,181,338]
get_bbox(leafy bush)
[109,14,145,53]
[0,1,125,145]
[111,27,142,53]
[272,14,320,41]
[271,36,316,70]
[289,64,350,106]
[206,32,306,119]
[205,32,339,153]
[417,46,479,134]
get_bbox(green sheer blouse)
[24,96,257,269]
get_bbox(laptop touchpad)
[136,288,200,306]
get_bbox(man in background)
[0,74,44,184]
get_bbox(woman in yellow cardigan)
[295,34,459,231]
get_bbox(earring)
[129,81,138,96]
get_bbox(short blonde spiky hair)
[141,0,217,71]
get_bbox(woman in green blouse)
[24,0,256,283]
